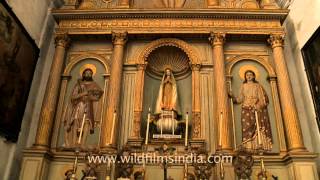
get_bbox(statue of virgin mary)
[154,68,181,115]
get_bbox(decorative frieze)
[57,18,282,34]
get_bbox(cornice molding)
[52,8,289,23]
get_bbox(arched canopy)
[63,54,110,76]
[137,38,200,65]
[226,54,276,77]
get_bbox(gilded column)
[209,33,232,151]
[207,0,219,7]
[268,76,287,153]
[132,63,147,138]
[268,34,306,152]
[34,33,70,149]
[101,32,128,149]
[191,64,202,139]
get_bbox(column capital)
[268,33,285,48]
[112,31,128,45]
[209,32,226,46]
[226,75,233,81]
[267,75,277,82]
[54,33,70,48]
[136,63,147,71]
[191,63,201,71]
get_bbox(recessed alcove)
[141,45,192,139]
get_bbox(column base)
[284,152,319,180]
[20,149,52,180]
[221,147,234,153]
[189,139,206,150]
[127,138,144,148]
[288,146,308,153]
[287,161,319,180]
[100,145,118,153]
[32,144,50,151]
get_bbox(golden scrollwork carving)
[54,33,71,48]
[209,32,226,46]
[268,33,285,48]
[112,31,128,45]
[58,18,282,34]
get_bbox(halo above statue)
[79,64,97,76]
[239,65,260,80]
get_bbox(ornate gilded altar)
[19,0,319,179]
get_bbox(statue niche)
[228,61,279,153]
[142,46,192,140]
[229,69,272,151]
[61,62,106,150]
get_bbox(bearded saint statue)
[63,66,103,148]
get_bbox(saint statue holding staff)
[229,67,272,151]
[63,64,103,148]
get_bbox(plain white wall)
[5,0,52,45]
[283,0,320,173]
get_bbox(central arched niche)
[141,46,192,138]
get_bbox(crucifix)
[155,144,176,180]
